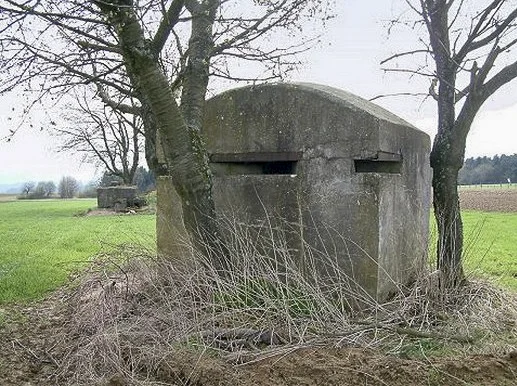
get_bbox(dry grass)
[55,218,517,385]
[0,194,16,202]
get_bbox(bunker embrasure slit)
[211,152,301,175]
[354,151,402,174]
[354,160,402,173]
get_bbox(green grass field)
[0,199,155,303]
[0,197,515,304]
[461,211,517,289]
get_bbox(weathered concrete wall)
[156,82,431,301]
[202,83,431,300]
[97,186,138,210]
[156,177,192,260]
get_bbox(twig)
[326,321,473,344]
[393,326,473,344]
[192,327,286,348]
[13,339,40,361]
[369,92,429,101]
[44,348,61,367]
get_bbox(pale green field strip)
[461,211,517,290]
[0,199,155,303]
[0,195,17,202]
[459,184,517,189]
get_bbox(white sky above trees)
[1,0,516,185]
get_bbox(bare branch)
[56,88,143,184]
[381,67,436,78]
[380,49,432,65]
[481,59,517,102]
[152,0,185,54]
[77,40,122,54]
[96,85,141,115]
[369,91,431,102]
[454,2,517,63]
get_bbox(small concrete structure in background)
[158,83,431,301]
[97,186,138,211]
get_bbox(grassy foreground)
[462,211,517,289]
[0,199,155,303]
[0,198,515,304]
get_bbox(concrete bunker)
[159,83,432,301]
[97,185,139,211]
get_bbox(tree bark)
[177,0,221,249]
[95,0,220,256]
[431,69,466,287]
[430,142,465,287]
[425,1,466,287]
[141,101,168,177]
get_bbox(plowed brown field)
[459,188,517,212]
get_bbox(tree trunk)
[424,2,466,287]
[136,55,218,257]
[430,78,467,287]
[430,142,465,288]
[176,1,221,251]
[141,102,168,177]
[96,1,220,257]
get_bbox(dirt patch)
[1,294,517,386]
[83,208,119,216]
[128,346,517,386]
[0,295,70,385]
[459,189,517,212]
[80,207,154,216]
[244,348,517,386]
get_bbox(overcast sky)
[1,0,516,185]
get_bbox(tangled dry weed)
[49,219,517,385]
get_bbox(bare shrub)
[57,216,517,385]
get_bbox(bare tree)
[43,181,57,197]
[383,0,517,287]
[0,0,333,254]
[56,88,142,185]
[33,181,56,197]
[21,181,35,196]
[58,176,79,198]
[132,166,155,192]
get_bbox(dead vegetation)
[1,220,517,385]
[55,221,517,385]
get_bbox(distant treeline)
[459,154,517,185]
[99,166,155,193]
[19,167,156,200]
